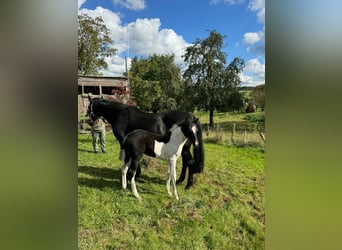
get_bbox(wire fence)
[203,122,265,148]
[79,118,265,148]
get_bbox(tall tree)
[78,14,117,76]
[183,30,245,126]
[250,84,265,110]
[129,55,183,112]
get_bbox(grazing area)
[78,111,265,249]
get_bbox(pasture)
[78,111,265,249]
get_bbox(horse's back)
[162,110,194,127]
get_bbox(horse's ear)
[88,94,92,102]
[193,118,199,123]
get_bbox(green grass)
[78,128,265,249]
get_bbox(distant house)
[78,76,130,127]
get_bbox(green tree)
[250,84,265,110]
[183,30,245,126]
[218,57,245,112]
[129,55,183,112]
[78,14,117,76]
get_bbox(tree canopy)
[250,84,265,110]
[182,30,245,126]
[78,14,117,76]
[129,54,183,112]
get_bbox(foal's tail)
[193,118,205,173]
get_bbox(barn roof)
[78,76,128,87]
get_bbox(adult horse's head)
[180,118,199,148]
[87,96,106,120]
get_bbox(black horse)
[87,96,204,189]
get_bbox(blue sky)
[78,0,265,86]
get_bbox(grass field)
[78,111,265,249]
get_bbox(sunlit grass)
[78,128,265,249]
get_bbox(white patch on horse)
[153,126,187,159]
[192,124,199,146]
[154,140,164,157]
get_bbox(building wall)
[78,76,129,127]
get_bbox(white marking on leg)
[170,158,179,200]
[121,160,130,189]
[166,161,172,196]
[131,172,141,200]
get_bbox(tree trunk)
[209,109,214,127]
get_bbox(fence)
[204,122,265,147]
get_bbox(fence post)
[259,132,266,143]
[231,123,236,144]
[244,130,247,145]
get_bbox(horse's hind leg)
[130,156,142,200]
[131,172,141,200]
[121,159,131,189]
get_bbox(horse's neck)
[98,105,123,124]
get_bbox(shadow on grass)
[78,165,121,190]
[78,177,120,190]
[78,148,95,153]
[78,165,166,191]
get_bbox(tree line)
[78,14,264,126]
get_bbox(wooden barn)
[78,76,130,129]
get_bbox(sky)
[78,0,265,87]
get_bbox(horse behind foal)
[87,97,204,189]
[121,118,199,200]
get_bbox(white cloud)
[112,0,146,11]
[79,7,190,76]
[78,0,87,9]
[209,0,244,5]
[239,73,264,87]
[243,32,262,45]
[239,58,265,86]
[243,0,265,56]
[248,0,265,24]
[245,58,265,78]
[243,30,264,54]
[127,18,190,65]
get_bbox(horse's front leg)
[186,168,194,189]
[169,158,179,200]
[113,130,126,160]
[177,147,192,185]
[176,158,187,185]
[130,173,141,200]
